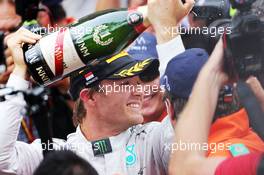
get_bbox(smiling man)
[64,51,167,174]
[0,28,173,174]
[127,32,167,123]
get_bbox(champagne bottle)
[24,6,149,86]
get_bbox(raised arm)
[0,28,43,174]
[148,0,194,75]
[148,0,194,44]
[169,40,228,175]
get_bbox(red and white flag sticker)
[85,72,95,81]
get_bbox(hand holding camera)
[223,0,264,80]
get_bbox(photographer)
[168,0,264,173]
[162,46,264,158]
[169,40,264,175]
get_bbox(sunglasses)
[139,69,160,82]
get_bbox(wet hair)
[72,84,100,126]
[33,150,98,175]
[163,90,188,121]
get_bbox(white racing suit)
[0,36,185,175]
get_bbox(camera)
[181,0,231,55]
[224,0,264,80]
[191,0,230,24]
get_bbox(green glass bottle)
[24,6,149,86]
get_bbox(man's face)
[94,76,144,129]
[0,1,21,34]
[142,77,165,122]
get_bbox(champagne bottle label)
[25,7,148,86]
[38,28,85,77]
[24,45,55,84]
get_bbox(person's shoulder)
[65,127,89,150]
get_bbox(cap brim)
[107,58,159,80]
[68,53,159,101]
